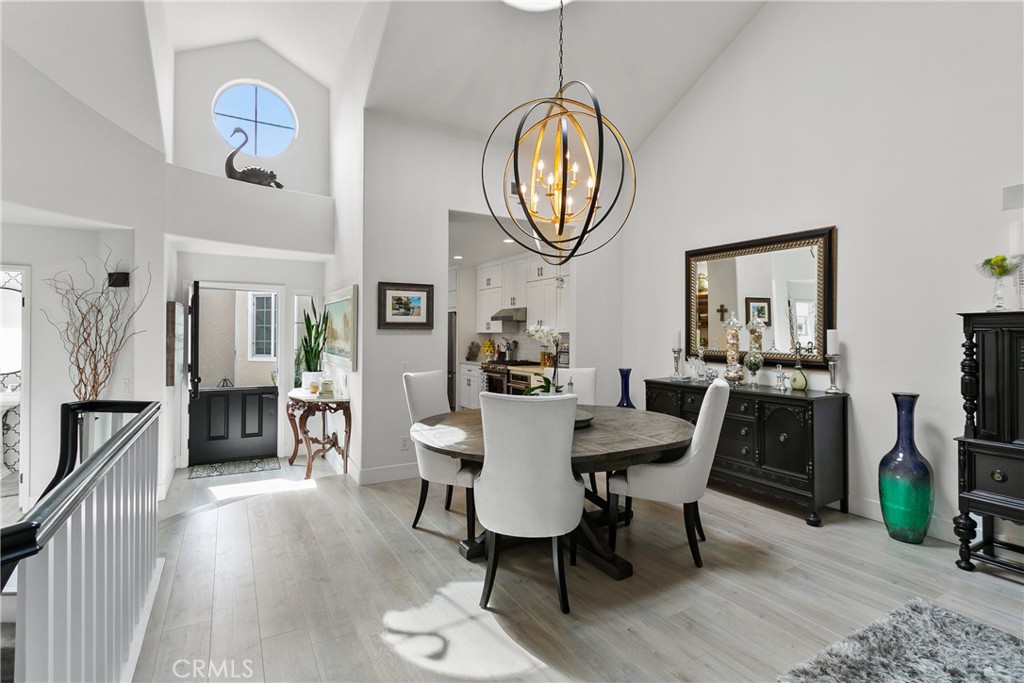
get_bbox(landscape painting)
[378,282,434,330]
[325,285,357,370]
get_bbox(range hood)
[490,307,527,322]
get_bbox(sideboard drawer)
[973,451,1024,497]
[718,418,755,463]
[728,396,754,417]
[681,391,704,412]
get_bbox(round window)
[213,82,296,157]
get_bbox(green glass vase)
[878,393,933,544]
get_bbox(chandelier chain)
[558,0,564,90]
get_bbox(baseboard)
[841,494,1022,546]
[324,450,345,476]
[156,482,168,501]
[354,461,419,486]
[121,557,164,683]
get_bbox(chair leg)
[552,536,570,614]
[608,492,619,552]
[444,484,454,511]
[480,530,500,609]
[683,502,703,568]
[466,488,476,541]
[694,500,706,541]
[412,479,429,529]
[624,496,633,527]
[569,528,578,566]
[588,472,598,493]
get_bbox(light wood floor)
[135,461,1024,682]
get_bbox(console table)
[954,311,1024,574]
[645,379,848,525]
[286,389,351,479]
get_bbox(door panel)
[760,403,809,479]
[189,386,278,465]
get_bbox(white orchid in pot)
[523,323,563,395]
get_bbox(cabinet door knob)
[686,396,694,405]
[992,469,1008,483]
[740,404,748,413]
[741,447,749,456]
[740,427,749,436]
[779,433,789,443]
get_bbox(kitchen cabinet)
[448,267,457,311]
[501,259,528,308]
[476,287,503,334]
[477,264,502,291]
[527,276,571,332]
[459,364,481,410]
[645,379,848,526]
[527,254,556,282]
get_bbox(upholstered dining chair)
[402,371,479,539]
[476,392,584,614]
[606,378,730,568]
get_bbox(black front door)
[187,281,279,465]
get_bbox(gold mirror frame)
[685,226,837,369]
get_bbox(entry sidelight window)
[249,292,278,361]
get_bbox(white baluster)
[51,523,71,682]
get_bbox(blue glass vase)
[878,393,933,544]
[617,368,636,409]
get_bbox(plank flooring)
[136,461,1024,682]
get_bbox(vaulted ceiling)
[3,1,764,154]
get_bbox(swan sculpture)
[224,127,284,189]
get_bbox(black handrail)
[0,400,160,590]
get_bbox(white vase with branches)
[43,248,151,400]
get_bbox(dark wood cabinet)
[645,379,848,525]
[954,311,1024,574]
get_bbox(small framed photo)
[377,282,434,330]
[745,297,772,327]
[325,285,358,371]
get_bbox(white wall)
[174,40,330,196]
[621,1,1024,542]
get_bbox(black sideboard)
[954,311,1024,575]
[645,379,849,525]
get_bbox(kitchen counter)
[507,365,546,377]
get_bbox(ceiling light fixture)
[453,255,464,260]
[503,239,515,244]
[482,0,635,266]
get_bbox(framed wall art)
[325,285,358,371]
[377,282,433,330]
[745,296,772,327]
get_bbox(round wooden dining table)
[410,405,694,580]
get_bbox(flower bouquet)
[977,254,1023,311]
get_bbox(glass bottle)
[723,311,744,384]
[789,344,808,391]
[744,316,766,386]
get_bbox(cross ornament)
[716,304,728,322]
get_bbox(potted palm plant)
[300,303,330,390]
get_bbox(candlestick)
[671,347,684,380]
[826,354,843,394]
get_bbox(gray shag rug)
[188,456,281,479]
[779,598,1024,683]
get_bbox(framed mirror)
[685,226,837,368]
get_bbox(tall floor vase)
[878,393,933,544]
[617,368,636,409]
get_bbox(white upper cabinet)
[477,264,502,290]
[476,287,503,334]
[526,254,556,282]
[501,259,528,308]
[527,275,572,333]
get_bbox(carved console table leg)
[286,400,302,462]
[953,511,977,571]
[298,406,318,479]
[341,405,351,474]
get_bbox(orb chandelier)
[482,0,635,266]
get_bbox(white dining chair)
[542,367,597,405]
[476,392,583,614]
[606,378,730,567]
[403,371,479,539]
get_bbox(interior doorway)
[0,266,29,518]
[186,281,281,466]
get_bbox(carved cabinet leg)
[286,400,301,464]
[953,512,977,571]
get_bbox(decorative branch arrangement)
[42,247,152,400]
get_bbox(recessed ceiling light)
[502,0,572,12]
[453,255,463,260]
[503,239,514,244]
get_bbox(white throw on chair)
[476,392,584,613]
[607,378,730,567]
[402,371,479,538]
[542,367,597,404]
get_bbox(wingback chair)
[606,378,730,567]
[402,371,479,539]
[476,392,584,613]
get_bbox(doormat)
[778,598,1024,683]
[188,457,281,479]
